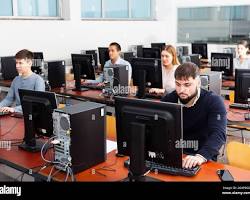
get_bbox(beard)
[178,88,198,105]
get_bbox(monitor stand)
[122,122,160,182]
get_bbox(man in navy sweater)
[161,62,226,169]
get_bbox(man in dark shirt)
[161,62,226,169]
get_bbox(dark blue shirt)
[161,89,227,161]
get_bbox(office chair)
[226,141,250,170]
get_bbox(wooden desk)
[0,116,250,182]
[0,79,12,87]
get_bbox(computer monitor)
[142,48,161,59]
[115,96,183,178]
[191,43,208,59]
[81,50,98,69]
[211,53,233,77]
[71,54,96,91]
[32,52,44,74]
[177,46,189,57]
[121,52,135,63]
[0,56,18,80]
[48,60,66,89]
[151,43,166,51]
[180,54,200,67]
[234,69,250,104]
[131,58,162,98]
[18,89,57,152]
[98,47,109,71]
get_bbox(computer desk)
[0,115,250,182]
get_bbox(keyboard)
[81,84,104,90]
[229,103,250,110]
[145,92,163,99]
[124,159,201,177]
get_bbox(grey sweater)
[0,73,45,113]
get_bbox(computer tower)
[177,46,189,57]
[129,45,143,58]
[48,60,66,89]
[103,64,129,96]
[0,56,18,80]
[53,102,106,174]
[32,52,44,74]
[200,71,222,96]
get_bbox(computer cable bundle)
[41,136,75,182]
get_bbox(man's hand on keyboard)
[0,107,14,113]
[183,155,206,169]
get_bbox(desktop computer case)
[53,102,106,174]
[200,71,222,96]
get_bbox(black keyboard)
[145,93,163,99]
[124,159,201,177]
[229,103,250,110]
[82,84,104,90]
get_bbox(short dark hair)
[175,62,200,80]
[15,49,34,60]
[109,42,121,51]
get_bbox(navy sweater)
[161,89,227,161]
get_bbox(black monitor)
[98,47,109,71]
[48,60,66,89]
[115,96,183,180]
[18,89,57,152]
[0,56,18,80]
[131,58,162,98]
[151,43,166,51]
[191,43,208,59]
[121,52,135,63]
[180,54,200,67]
[71,54,96,91]
[82,50,98,69]
[211,53,234,77]
[32,52,44,74]
[142,48,161,59]
[234,69,250,104]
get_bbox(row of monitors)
[1,51,248,103]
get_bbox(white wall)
[0,0,175,62]
[1,0,249,62]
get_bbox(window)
[81,0,101,18]
[81,0,153,20]
[0,0,13,16]
[131,0,151,19]
[0,0,60,18]
[178,5,250,44]
[18,0,59,17]
[104,0,128,18]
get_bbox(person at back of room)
[85,42,132,86]
[234,39,250,71]
[149,45,180,95]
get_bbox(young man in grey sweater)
[0,49,45,113]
